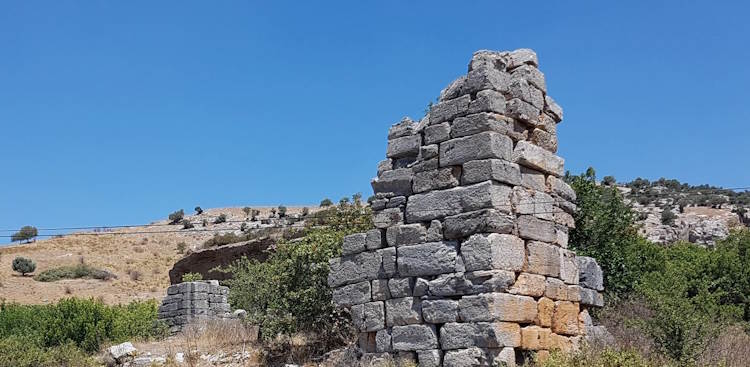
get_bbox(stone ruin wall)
[327,49,606,367]
[157,280,232,334]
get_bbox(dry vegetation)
[0,206,312,305]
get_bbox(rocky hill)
[612,177,749,246]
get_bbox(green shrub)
[176,242,186,254]
[278,205,287,217]
[34,264,116,282]
[0,335,95,367]
[538,347,656,367]
[11,226,38,243]
[214,213,227,224]
[661,209,677,225]
[181,219,195,229]
[203,232,246,248]
[319,198,333,207]
[224,205,372,342]
[181,272,203,282]
[0,298,163,353]
[168,209,184,224]
[12,257,36,276]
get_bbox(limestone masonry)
[328,49,606,366]
[157,280,232,334]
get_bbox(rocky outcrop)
[327,49,605,366]
[632,203,741,246]
[168,238,274,284]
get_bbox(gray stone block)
[386,223,426,247]
[365,229,384,250]
[417,349,442,367]
[458,293,537,323]
[461,66,511,96]
[388,118,416,139]
[517,215,557,243]
[440,322,520,350]
[385,297,422,326]
[560,249,579,285]
[461,233,525,272]
[420,144,438,160]
[509,78,544,109]
[526,241,561,277]
[512,140,564,177]
[386,196,407,208]
[397,241,457,277]
[426,220,443,241]
[371,168,413,196]
[578,256,604,291]
[413,167,461,193]
[391,324,438,351]
[378,247,398,278]
[376,329,392,352]
[429,94,471,125]
[439,132,513,167]
[468,90,506,115]
[386,135,421,159]
[332,280,371,307]
[342,233,367,256]
[328,251,383,287]
[511,64,546,92]
[443,347,488,367]
[462,159,522,186]
[351,301,385,332]
[421,299,458,323]
[373,208,404,229]
[545,95,563,122]
[424,122,451,145]
[405,181,512,222]
[580,287,604,307]
[426,270,514,297]
[371,279,390,301]
[506,97,540,124]
[388,277,414,298]
[451,113,514,139]
[413,278,429,297]
[442,209,514,239]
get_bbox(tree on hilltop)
[11,226,38,243]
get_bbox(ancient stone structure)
[327,49,605,366]
[158,280,232,334]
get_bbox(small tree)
[11,226,38,243]
[182,219,194,229]
[661,209,677,225]
[214,214,227,224]
[602,176,617,186]
[320,198,333,207]
[352,193,363,207]
[251,209,260,221]
[339,197,350,207]
[12,257,36,276]
[194,206,203,215]
[278,205,287,218]
[168,209,184,225]
[242,207,252,219]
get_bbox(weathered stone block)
[391,324,438,351]
[468,90,506,115]
[420,144,438,160]
[536,297,554,327]
[386,223,426,247]
[440,132,513,167]
[552,301,580,336]
[517,215,557,243]
[520,166,547,192]
[429,94,471,124]
[341,232,366,256]
[385,297,422,326]
[424,122,451,145]
[509,273,546,297]
[373,208,404,229]
[386,135,421,159]
[328,251,383,287]
[351,301,385,332]
[422,299,458,324]
[443,347,488,367]
[411,157,439,173]
[371,279,390,301]
[426,220,443,241]
[578,256,604,291]
[545,95,563,122]
[417,349,442,367]
[462,159,522,186]
[378,247,397,278]
[413,277,429,297]
[365,229,384,250]
[459,293,537,323]
[440,322,521,350]
[397,241,457,277]
[405,181,512,222]
[526,241,561,277]
[531,128,558,153]
[547,176,576,202]
[371,168,413,197]
[451,112,513,139]
[579,287,604,307]
[387,196,407,208]
[461,66,511,96]
[375,329,392,352]
[509,78,544,109]
[521,325,551,350]
[544,277,568,301]
[443,209,513,240]
[559,249,579,285]
[506,97,540,124]
[413,167,461,193]
[388,118,416,139]
[332,280,371,307]
[511,64,546,92]
[461,233,525,272]
[388,277,414,298]
[513,140,564,177]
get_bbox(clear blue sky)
[1,1,749,234]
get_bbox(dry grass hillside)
[0,206,314,305]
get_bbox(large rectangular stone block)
[351,301,385,332]
[512,140,564,177]
[424,122,451,145]
[386,224,426,247]
[391,324,438,351]
[451,112,513,139]
[422,299,458,324]
[440,322,521,350]
[429,94,471,124]
[405,181,512,222]
[413,167,461,193]
[332,280,371,307]
[386,135,421,159]
[443,209,514,240]
[371,168,413,196]
[467,90,507,115]
[397,241,457,277]
[439,132,513,167]
[461,233,525,272]
[459,293,537,323]
[512,187,556,221]
[427,270,515,297]
[328,251,383,288]
[559,249,579,285]
[373,208,404,229]
[462,159,522,186]
[526,241,561,277]
[385,297,422,326]
[517,215,557,243]
[578,256,604,291]
[341,232,367,256]
[552,301,580,336]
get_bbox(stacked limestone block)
[158,280,232,334]
[327,49,606,367]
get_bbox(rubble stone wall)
[328,49,605,367]
[158,280,232,334]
